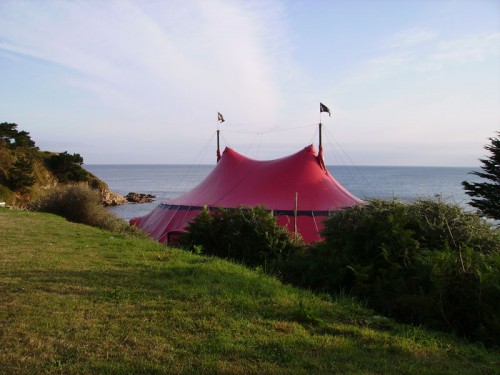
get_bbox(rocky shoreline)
[102,191,156,206]
[0,122,159,210]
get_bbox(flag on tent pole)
[320,103,331,117]
[217,112,225,123]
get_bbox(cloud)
[430,32,500,64]
[383,27,438,49]
[0,1,498,166]
[0,0,294,130]
[347,28,500,85]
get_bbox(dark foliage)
[463,132,500,220]
[7,157,36,190]
[14,130,37,148]
[46,151,88,183]
[179,206,304,269]
[0,122,36,149]
[0,123,20,146]
[288,199,499,345]
[178,199,499,345]
[416,248,499,346]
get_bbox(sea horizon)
[85,164,482,221]
[86,163,480,169]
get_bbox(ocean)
[84,164,481,222]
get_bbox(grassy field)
[0,209,498,374]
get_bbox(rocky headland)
[0,122,147,208]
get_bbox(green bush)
[296,199,499,345]
[179,206,304,269]
[29,185,144,236]
[177,199,499,345]
[417,248,499,345]
[46,151,88,183]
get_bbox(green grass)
[0,209,498,374]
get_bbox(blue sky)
[0,0,498,166]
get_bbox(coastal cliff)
[0,122,125,207]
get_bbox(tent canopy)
[131,145,361,243]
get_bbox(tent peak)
[221,144,319,159]
[220,144,327,171]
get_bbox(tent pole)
[317,122,327,171]
[216,129,221,162]
[319,122,322,151]
[294,192,298,238]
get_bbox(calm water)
[84,164,481,221]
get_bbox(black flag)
[217,112,225,123]
[320,103,331,117]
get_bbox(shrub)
[46,151,88,183]
[29,184,144,236]
[178,199,499,345]
[297,199,499,344]
[417,248,499,345]
[179,206,305,270]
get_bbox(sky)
[0,0,499,166]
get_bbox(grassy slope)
[0,210,498,374]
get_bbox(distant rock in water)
[125,192,156,204]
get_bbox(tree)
[14,130,36,148]
[0,123,36,149]
[47,151,87,183]
[462,133,500,220]
[0,123,19,146]
[8,157,36,190]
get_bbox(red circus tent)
[131,144,362,243]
